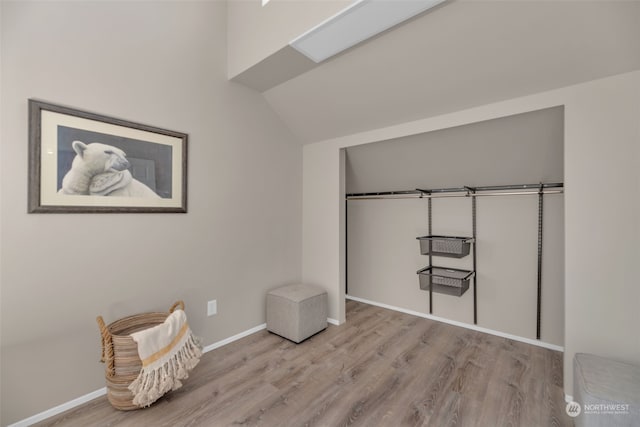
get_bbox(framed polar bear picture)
[28,99,188,213]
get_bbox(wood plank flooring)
[37,300,573,427]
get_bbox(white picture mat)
[40,110,183,208]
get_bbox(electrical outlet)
[207,300,217,316]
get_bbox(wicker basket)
[96,300,184,410]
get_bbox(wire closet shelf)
[345,182,563,200]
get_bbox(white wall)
[0,2,302,425]
[302,143,345,323]
[302,70,640,397]
[345,106,564,192]
[227,0,350,79]
[563,72,640,396]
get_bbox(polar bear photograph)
[56,125,174,200]
[59,141,160,198]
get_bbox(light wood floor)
[37,300,573,426]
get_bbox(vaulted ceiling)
[259,0,640,144]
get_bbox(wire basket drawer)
[416,235,473,258]
[417,266,474,296]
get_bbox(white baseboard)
[202,323,266,353]
[8,388,107,427]
[346,295,564,352]
[327,317,340,326]
[10,323,268,427]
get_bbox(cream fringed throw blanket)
[129,309,202,407]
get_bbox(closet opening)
[344,106,564,348]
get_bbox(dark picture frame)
[28,99,188,213]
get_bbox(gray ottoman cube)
[266,284,328,343]
[574,353,640,427]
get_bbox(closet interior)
[345,107,565,346]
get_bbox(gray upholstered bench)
[574,353,640,427]
[266,284,327,343]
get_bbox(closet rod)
[347,182,563,200]
[347,189,563,201]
